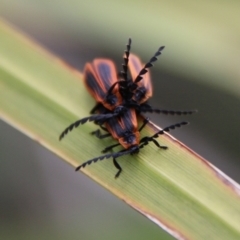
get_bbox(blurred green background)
[0,0,239,239]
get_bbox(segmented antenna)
[121,38,132,81]
[75,148,133,171]
[59,113,118,140]
[134,46,165,83]
[139,121,189,148]
[140,106,198,115]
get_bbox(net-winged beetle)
[85,39,197,116]
[68,104,188,178]
[75,106,188,178]
[59,39,196,141]
[59,39,195,177]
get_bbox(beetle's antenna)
[139,121,189,148]
[139,104,198,115]
[134,46,165,83]
[121,38,132,81]
[59,113,119,140]
[75,148,134,171]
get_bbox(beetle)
[60,102,188,178]
[118,42,196,115]
[116,38,162,106]
[59,40,196,141]
[84,38,197,117]
[59,40,195,141]
[75,107,188,178]
[84,59,123,113]
[59,39,194,177]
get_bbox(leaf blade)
[0,20,240,240]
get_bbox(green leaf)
[0,20,240,240]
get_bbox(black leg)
[139,122,188,150]
[92,123,108,132]
[90,103,101,114]
[140,136,167,149]
[91,129,111,139]
[138,117,150,132]
[75,148,134,178]
[102,143,121,153]
[99,125,108,132]
[113,158,122,178]
[152,138,168,149]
